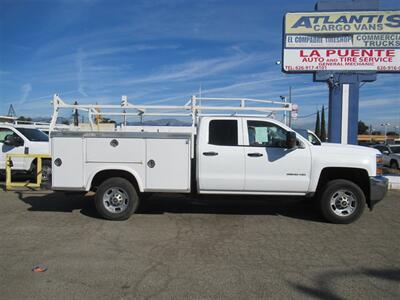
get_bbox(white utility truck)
[0,124,51,180]
[49,95,388,223]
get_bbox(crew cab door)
[0,127,26,170]
[244,120,311,193]
[198,118,245,191]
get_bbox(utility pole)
[288,86,292,128]
[280,95,288,126]
[381,123,390,144]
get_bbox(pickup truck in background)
[51,116,388,224]
[373,144,400,169]
[0,124,51,180]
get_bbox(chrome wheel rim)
[330,189,357,217]
[102,187,129,213]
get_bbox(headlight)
[376,154,383,175]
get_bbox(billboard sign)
[283,11,400,72]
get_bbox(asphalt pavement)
[0,189,399,299]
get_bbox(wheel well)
[29,158,51,171]
[390,159,399,166]
[90,170,140,192]
[316,167,370,205]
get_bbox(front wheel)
[319,179,366,224]
[95,177,139,220]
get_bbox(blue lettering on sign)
[386,15,400,28]
[292,16,312,28]
[291,14,400,29]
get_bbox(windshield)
[391,146,400,154]
[16,128,49,142]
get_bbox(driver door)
[244,120,311,193]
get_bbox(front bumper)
[369,176,389,210]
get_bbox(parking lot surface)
[0,189,399,299]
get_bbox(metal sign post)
[314,0,379,144]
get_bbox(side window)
[209,120,238,146]
[247,121,287,148]
[0,128,14,143]
[375,146,387,153]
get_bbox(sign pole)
[314,0,380,144]
[315,72,376,144]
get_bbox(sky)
[0,0,399,130]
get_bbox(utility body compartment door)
[145,138,190,191]
[52,137,84,189]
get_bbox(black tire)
[319,179,366,224]
[95,177,139,220]
[31,159,52,183]
[41,160,52,183]
[390,160,399,170]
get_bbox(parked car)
[0,124,51,180]
[373,144,400,169]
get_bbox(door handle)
[247,152,263,157]
[203,151,218,156]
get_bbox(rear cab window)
[208,120,238,146]
[15,128,49,142]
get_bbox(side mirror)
[382,150,389,155]
[286,131,297,149]
[3,134,24,147]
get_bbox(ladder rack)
[50,94,293,132]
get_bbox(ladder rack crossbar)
[50,94,293,131]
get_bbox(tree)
[17,116,32,124]
[17,116,32,121]
[320,106,326,141]
[358,121,369,134]
[315,110,320,138]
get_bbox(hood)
[320,143,380,155]
[310,142,379,176]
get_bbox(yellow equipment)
[6,154,51,190]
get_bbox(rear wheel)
[95,177,139,220]
[319,179,366,224]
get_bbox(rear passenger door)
[198,119,245,192]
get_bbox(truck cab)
[0,124,51,178]
[197,117,311,194]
